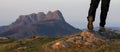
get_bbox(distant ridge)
[0,10,81,39]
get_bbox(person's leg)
[99,0,110,31]
[87,0,100,30]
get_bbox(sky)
[0,0,120,29]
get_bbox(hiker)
[87,0,111,32]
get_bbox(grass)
[0,36,59,52]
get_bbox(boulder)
[0,37,9,40]
[52,40,72,49]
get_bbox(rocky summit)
[50,31,108,49]
[48,29,120,49]
[0,10,81,39]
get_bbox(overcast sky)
[0,0,120,29]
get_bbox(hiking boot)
[87,16,94,31]
[99,26,105,32]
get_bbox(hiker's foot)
[87,16,94,31]
[99,26,105,32]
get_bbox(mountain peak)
[37,12,46,22]
[53,10,61,13]
[47,11,52,14]
[11,10,65,26]
[45,10,65,21]
[53,10,65,21]
[0,10,81,39]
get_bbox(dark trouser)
[87,0,110,27]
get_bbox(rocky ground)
[44,29,120,52]
[0,29,120,52]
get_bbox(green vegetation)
[0,36,59,52]
[0,39,14,44]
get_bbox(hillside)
[0,29,120,52]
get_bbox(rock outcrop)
[51,30,116,49]
[11,10,65,26]
[0,37,9,40]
